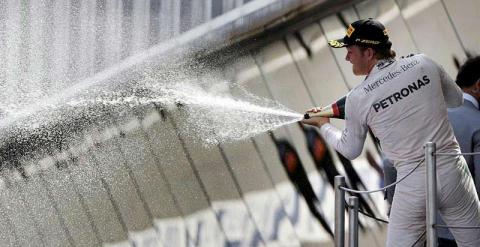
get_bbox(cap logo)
[355,38,381,45]
[328,40,344,48]
[346,24,355,38]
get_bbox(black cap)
[328,18,391,49]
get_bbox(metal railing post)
[335,175,346,247]
[425,142,437,247]
[348,196,359,247]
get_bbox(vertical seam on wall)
[65,156,103,246]
[38,173,77,247]
[0,202,21,247]
[112,137,156,223]
[247,51,302,241]
[283,35,338,238]
[138,113,186,217]
[439,0,468,56]
[249,137,302,241]
[393,0,420,52]
[315,21,352,91]
[282,37,317,106]
[136,122,184,246]
[216,142,267,245]
[13,178,48,246]
[250,50,295,140]
[87,150,130,237]
[166,112,230,244]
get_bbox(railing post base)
[425,142,437,247]
[335,175,346,247]
[348,196,359,247]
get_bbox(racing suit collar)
[364,58,395,80]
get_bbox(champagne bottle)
[304,96,346,120]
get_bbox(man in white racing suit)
[302,18,480,246]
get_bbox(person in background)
[435,56,480,247]
[448,56,480,195]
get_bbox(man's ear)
[367,47,375,59]
[473,80,480,94]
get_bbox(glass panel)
[104,0,124,67]
[218,59,300,245]
[131,0,150,53]
[396,0,466,76]
[142,109,212,245]
[0,172,44,246]
[69,148,127,243]
[0,208,17,246]
[253,40,318,174]
[40,153,101,246]
[116,115,180,219]
[87,125,152,231]
[158,0,181,40]
[18,161,73,246]
[167,107,258,245]
[230,55,293,185]
[141,110,210,215]
[442,0,480,54]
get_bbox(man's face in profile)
[345,45,372,76]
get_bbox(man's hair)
[456,56,480,88]
[358,45,396,60]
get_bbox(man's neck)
[366,58,379,76]
[365,58,378,77]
